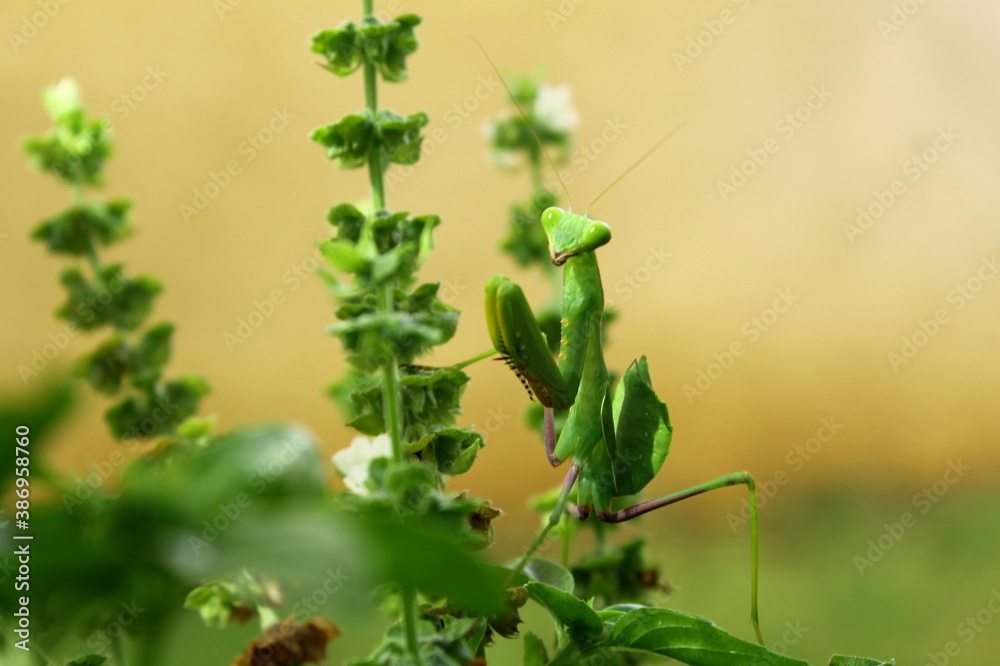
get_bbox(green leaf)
[104,374,209,439]
[208,509,505,617]
[417,427,484,476]
[525,581,603,641]
[73,336,131,395]
[345,367,471,443]
[312,112,371,168]
[313,15,421,83]
[572,537,667,607]
[374,13,421,83]
[522,558,575,594]
[56,264,162,332]
[329,311,441,369]
[312,22,362,76]
[327,202,367,242]
[320,238,369,273]
[522,632,548,666]
[161,374,211,426]
[184,580,256,629]
[31,199,132,256]
[592,607,809,665]
[66,655,107,666]
[131,322,174,387]
[24,79,113,186]
[378,109,429,165]
[829,657,895,666]
[311,109,428,170]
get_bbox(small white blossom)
[332,433,392,495]
[533,84,579,134]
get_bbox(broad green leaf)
[522,557,575,594]
[592,607,809,666]
[525,581,603,641]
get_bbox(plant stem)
[360,1,419,661]
[361,0,403,466]
[509,464,581,582]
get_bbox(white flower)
[332,433,392,495]
[533,84,579,134]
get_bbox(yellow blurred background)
[2,1,999,663]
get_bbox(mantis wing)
[580,356,672,512]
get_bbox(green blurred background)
[2,1,999,664]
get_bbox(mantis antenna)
[584,122,687,216]
[469,37,575,210]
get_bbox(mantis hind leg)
[587,471,763,645]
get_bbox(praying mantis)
[477,52,765,645]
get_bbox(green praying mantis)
[476,53,765,645]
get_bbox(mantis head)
[541,207,611,266]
